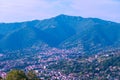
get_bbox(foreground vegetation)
[0,70,38,80]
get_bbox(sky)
[0,0,120,23]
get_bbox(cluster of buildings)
[0,46,120,79]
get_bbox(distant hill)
[0,14,120,54]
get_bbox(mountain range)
[0,14,120,54]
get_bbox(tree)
[27,70,38,80]
[6,70,28,80]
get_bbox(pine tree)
[6,70,28,80]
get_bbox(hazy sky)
[0,0,120,22]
